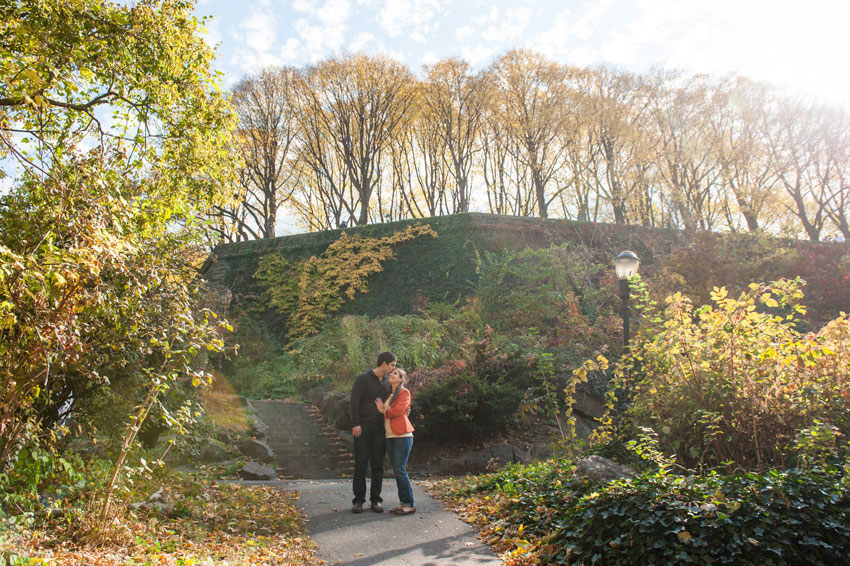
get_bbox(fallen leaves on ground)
[426,479,541,566]
[1,470,323,566]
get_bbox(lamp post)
[614,250,640,349]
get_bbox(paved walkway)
[244,399,503,565]
[281,478,503,566]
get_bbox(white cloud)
[377,0,442,38]
[237,9,278,53]
[455,25,474,41]
[422,51,439,65]
[572,0,613,40]
[350,32,376,51]
[278,37,302,65]
[291,0,352,60]
[460,43,499,67]
[528,9,571,59]
[481,6,531,43]
[200,0,850,112]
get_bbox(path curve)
[245,400,504,565]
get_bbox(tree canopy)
[0,0,234,471]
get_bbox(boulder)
[572,384,606,421]
[238,461,276,481]
[248,415,269,438]
[237,438,274,463]
[131,487,175,514]
[199,439,231,463]
[574,455,635,482]
[439,443,530,475]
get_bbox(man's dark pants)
[352,423,385,505]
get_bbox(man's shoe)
[351,502,364,513]
[370,501,384,513]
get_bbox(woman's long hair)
[387,368,408,407]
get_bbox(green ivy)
[439,459,850,566]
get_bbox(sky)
[196,0,850,111]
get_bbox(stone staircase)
[251,400,353,479]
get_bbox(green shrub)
[605,279,850,471]
[413,371,522,441]
[0,441,110,528]
[227,354,302,399]
[544,467,850,566]
[288,314,460,388]
[476,243,615,355]
[412,340,533,441]
[440,459,850,566]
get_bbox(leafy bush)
[475,243,616,358]
[254,225,437,340]
[605,279,850,471]
[224,311,462,396]
[288,314,460,387]
[0,442,110,529]
[437,459,850,566]
[545,467,850,566]
[412,337,534,441]
[227,354,302,399]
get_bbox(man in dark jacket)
[350,351,396,513]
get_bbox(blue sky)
[196,0,850,110]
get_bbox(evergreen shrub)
[412,338,534,441]
[441,459,850,566]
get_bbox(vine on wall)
[254,225,437,340]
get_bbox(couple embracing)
[349,351,416,515]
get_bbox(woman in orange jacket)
[376,368,415,515]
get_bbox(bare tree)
[228,66,301,239]
[649,72,724,231]
[767,99,830,241]
[298,54,416,226]
[708,76,782,233]
[391,95,451,218]
[421,58,486,213]
[485,50,572,218]
[812,106,850,240]
[480,100,535,216]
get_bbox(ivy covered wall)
[202,213,849,327]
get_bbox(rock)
[439,443,530,475]
[248,416,269,438]
[199,439,231,463]
[238,461,276,481]
[215,428,233,444]
[237,438,274,463]
[131,488,174,514]
[574,413,597,442]
[574,455,635,482]
[572,384,606,420]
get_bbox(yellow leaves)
[257,225,437,340]
[677,530,692,542]
[761,293,779,309]
[710,286,728,302]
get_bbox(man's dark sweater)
[350,369,389,428]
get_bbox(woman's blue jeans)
[386,436,414,506]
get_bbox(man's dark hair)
[377,351,397,367]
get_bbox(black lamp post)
[614,250,640,349]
